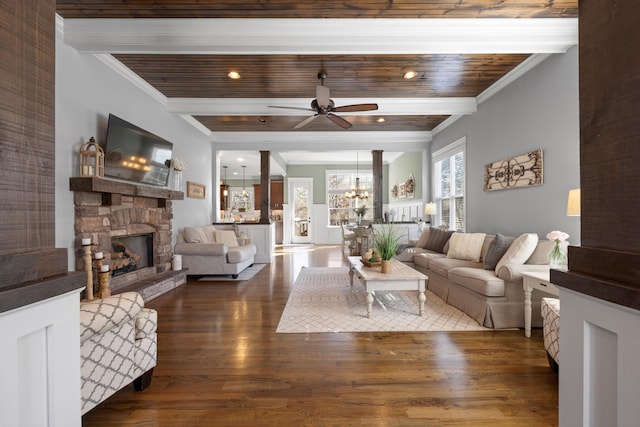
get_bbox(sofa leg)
[232,274,239,279]
[546,353,559,373]
[133,368,154,391]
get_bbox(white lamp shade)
[424,202,436,215]
[567,188,581,216]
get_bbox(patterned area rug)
[197,263,266,281]
[277,266,489,333]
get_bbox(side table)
[522,270,560,338]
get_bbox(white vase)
[172,170,182,191]
[549,241,568,271]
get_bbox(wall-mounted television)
[103,114,173,187]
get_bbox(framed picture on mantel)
[187,181,205,199]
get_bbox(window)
[326,170,374,226]
[432,137,465,231]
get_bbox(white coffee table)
[348,256,427,318]
[522,270,560,338]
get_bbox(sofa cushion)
[448,267,506,297]
[449,267,504,297]
[428,257,483,278]
[184,225,216,243]
[395,246,431,262]
[447,232,487,262]
[483,233,514,270]
[227,244,257,264]
[215,230,240,248]
[423,227,454,253]
[412,251,446,269]
[495,233,538,274]
[174,242,227,256]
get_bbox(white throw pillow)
[184,227,208,243]
[446,232,487,262]
[215,230,239,248]
[495,233,538,274]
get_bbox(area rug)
[197,263,266,282]
[276,266,489,333]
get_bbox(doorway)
[289,178,313,244]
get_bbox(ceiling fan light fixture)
[227,71,241,79]
[403,70,418,79]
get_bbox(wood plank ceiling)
[56,1,578,134]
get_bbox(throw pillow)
[527,239,569,265]
[495,233,538,274]
[483,233,515,270]
[184,226,210,243]
[423,227,454,253]
[446,232,487,262]
[415,228,431,248]
[215,230,239,248]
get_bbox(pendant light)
[222,165,228,197]
[241,165,247,197]
[345,153,369,200]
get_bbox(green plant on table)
[354,204,368,217]
[373,225,401,261]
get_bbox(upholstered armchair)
[80,292,157,414]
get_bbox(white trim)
[62,18,578,55]
[432,136,467,162]
[166,97,477,116]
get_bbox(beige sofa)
[396,228,558,329]
[174,225,257,278]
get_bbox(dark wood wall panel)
[0,0,56,256]
[578,0,640,254]
[552,0,640,308]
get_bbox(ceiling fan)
[269,72,378,129]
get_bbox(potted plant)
[373,225,400,273]
[354,204,368,224]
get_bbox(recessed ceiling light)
[237,157,244,162]
[376,117,386,123]
[403,70,418,79]
[228,71,241,79]
[258,118,267,123]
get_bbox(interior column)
[259,151,270,224]
[372,150,383,222]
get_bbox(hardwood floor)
[82,244,558,426]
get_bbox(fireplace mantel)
[70,177,183,201]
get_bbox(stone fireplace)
[71,177,186,298]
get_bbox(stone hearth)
[70,177,186,300]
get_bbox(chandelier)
[345,153,369,200]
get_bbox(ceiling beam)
[166,98,477,116]
[62,17,578,55]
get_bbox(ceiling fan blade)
[316,85,331,109]
[268,105,315,112]
[327,113,352,129]
[294,114,320,129]
[332,103,379,113]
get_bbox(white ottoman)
[541,297,560,372]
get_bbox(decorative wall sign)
[405,174,415,198]
[484,149,543,191]
[391,184,398,200]
[186,181,206,199]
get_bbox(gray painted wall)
[388,152,423,205]
[431,47,580,243]
[55,29,213,270]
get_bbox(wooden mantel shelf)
[69,177,183,200]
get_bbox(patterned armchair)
[80,292,157,414]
